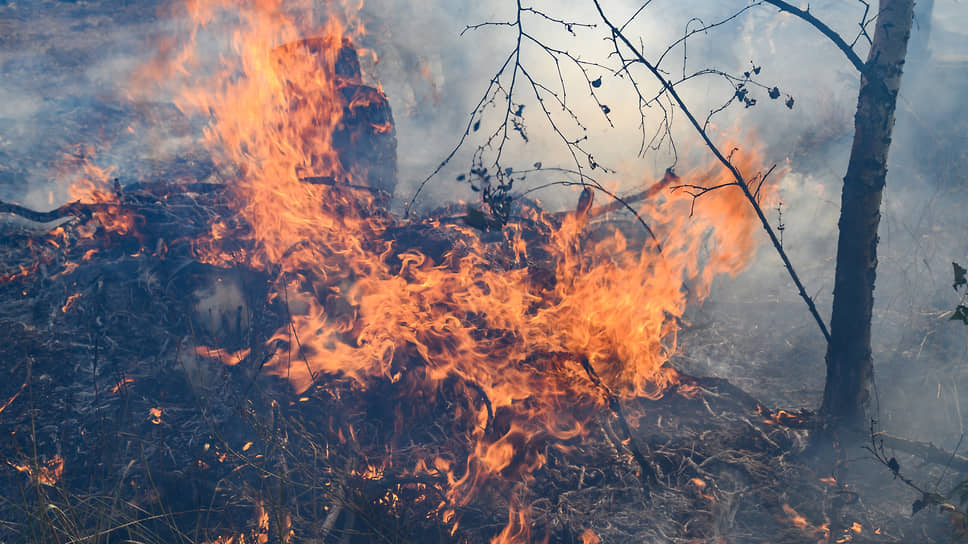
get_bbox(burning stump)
[274,36,397,197]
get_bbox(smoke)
[1,0,967,450]
[0,1,201,209]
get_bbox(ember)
[9,456,64,488]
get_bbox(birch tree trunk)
[820,0,916,433]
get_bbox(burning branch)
[0,174,384,227]
[585,168,679,221]
[0,359,29,417]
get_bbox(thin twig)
[762,0,868,74]
[592,0,831,344]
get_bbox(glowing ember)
[61,293,83,313]
[9,455,64,487]
[781,503,810,530]
[110,377,135,394]
[779,504,832,542]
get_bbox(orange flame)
[580,528,600,544]
[138,1,777,540]
[10,455,64,487]
[54,149,144,240]
[779,504,832,543]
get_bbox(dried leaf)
[953,262,967,289]
[887,457,900,475]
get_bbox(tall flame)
[139,1,775,540]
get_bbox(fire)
[9,455,64,487]
[781,504,810,530]
[689,477,716,502]
[110,377,135,394]
[57,152,144,240]
[195,345,252,366]
[757,404,811,426]
[201,501,273,544]
[779,504,843,543]
[61,292,83,313]
[492,497,541,544]
[131,0,777,540]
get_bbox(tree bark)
[820,0,915,434]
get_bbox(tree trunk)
[820,0,915,434]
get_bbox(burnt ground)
[0,195,958,544]
[1,1,967,543]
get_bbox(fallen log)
[0,199,96,223]
[874,431,968,472]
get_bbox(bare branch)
[461,20,516,36]
[762,0,868,74]
[592,0,832,344]
[1,199,96,223]
[521,6,596,32]
[653,4,764,74]
[865,422,966,517]
[619,0,656,32]
[851,0,876,47]
[409,2,609,216]
[406,49,517,216]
